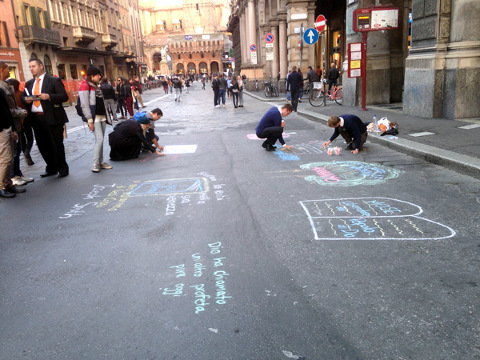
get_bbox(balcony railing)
[19,26,61,47]
[73,26,96,44]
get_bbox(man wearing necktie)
[23,58,69,178]
[323,115,368,154]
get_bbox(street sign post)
[250,44,256,52]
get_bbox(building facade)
[0,0,25,80]
[139,0,231,77]
[228,0,480,120]
[11,0,145,92]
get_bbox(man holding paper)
[23,58,69,178]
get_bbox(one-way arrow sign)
[303,28,319,45]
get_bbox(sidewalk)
[245,90,480,179]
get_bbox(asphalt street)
[1,82,479,360]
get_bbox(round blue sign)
[250,44,256,52]
[303,28,319,45]
[265,33,274,43]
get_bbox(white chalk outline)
[300,197,456,241]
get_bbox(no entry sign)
[315,15,326,32]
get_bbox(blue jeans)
[218,89,226,104]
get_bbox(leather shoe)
[57,173,69,178]
[40,172,57,178]
[6,186,26,194]
[0,189,15,198]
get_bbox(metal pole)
[361,32,368,111]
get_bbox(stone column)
[271,23,279,79]
[279,19,288,77]
[240,8,248,63]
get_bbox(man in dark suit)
[286,66,303,112]
[323,115,368,154]
[23,58,69,177]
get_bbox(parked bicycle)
[264,80,279,97]
[309,79,343,106]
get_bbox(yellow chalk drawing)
[325,202,336,215]
[372,219,386,237]
[363,200,379,216]
[404,218,424,234]
[387,219,403,235]
[328,219,338,235]
[314,202,323,215]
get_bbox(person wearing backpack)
[79,65,113,173]
[172,76,182,102]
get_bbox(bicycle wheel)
[272,86,279,97]
[309,89,325,107]
[334,87,343,105]
[264,86,271,97]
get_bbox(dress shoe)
[25,154,34,166]
[0,189,15,198]
[345,143,354,150]
[40,171,57,178]
[265,144,276,151]
[6,186,26,194]
[57,173,69,178]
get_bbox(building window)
[44,55,53,75]
[70,64,78,79]
[0,21,10,47]
[57,64,66,79]
[178,54,181,60]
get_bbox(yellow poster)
[350,60,361,69]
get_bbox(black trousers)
[213,90,219,106]
[31,114,68,175]
[338,128,368,149]
[257,126,283,146]
[291,89,300,111]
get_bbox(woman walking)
[231,77,239,108]
[237,75,244,107]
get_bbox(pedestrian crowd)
[0,60,363,199]
[0,61,165,198]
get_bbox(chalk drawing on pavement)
[300,197,456,240]
[300,161,403,186]
[160,241,231,314]
[163,145,197,154]
[59,172,229,218]
[273,140,326,161]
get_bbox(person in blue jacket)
[323,115,368,154]
[255,104,293,151]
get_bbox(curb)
[245,91,480,179]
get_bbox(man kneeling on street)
[255,104,293,151]
[323,114,367,154]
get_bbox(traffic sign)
[250,44,256,52]
[303,28,319,45]
[265,33,274,43]
[315,14,326,32]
